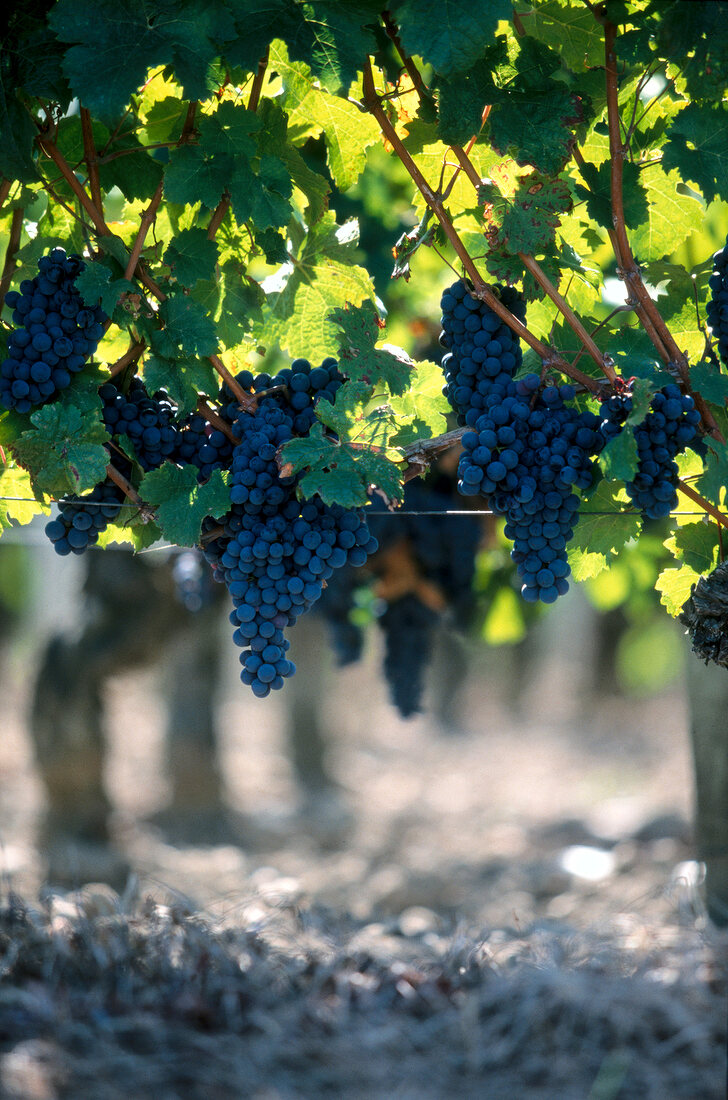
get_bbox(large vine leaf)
[139,464,230,547]
[330,302,415,397]
[395,0,513,77]
[281,422,403,508]
[49,0,236,118]
[567,480,642,578]
[0,465,50,533]
[662,103,728,204]
[526,1,605,72]
[12,403,110,496]
[629,165,702,262]
[257,214,376,360]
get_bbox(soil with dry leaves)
[0,607,726,1098]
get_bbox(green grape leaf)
[480,170,573,254]
[0,76,41,182]
[690,360,728,406]
[12,403,109,496]
[303,86,380,191]
[330,302,414,397]
[254,228,289,265]
[197,101,261,157]
[139,464,230,547]
[97,133,164,202]
[396,0,512,77]
[75,263,135,317]
[314,381,374,439]
[254,98,330,223]
[0,464,49,532]
[388,359,450,447]
[573,159,649,231]
[526,1,605,71]
[695,439,728,505]
[141,96,189,144]
[656,564,700,617]
[191,264,264,352]
[258,214,376,360]
[97,515,162,551]
[228,154,294,229]
[163,145,231,210]
[630,165,702,261]
[662,103,728,204]
[164,229,219,288]
[567,546,610,582]
[230,1,381,92]
[568,479,642,559]
[281,423,403,508]
[143,354,218,416]
[488,88,585,176]
[665,521,719,574]
[158,295,218,357]
[49,0,235,118]
[436,40,509,146]
[600,430,639,483]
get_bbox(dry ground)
[0,597,725,1098]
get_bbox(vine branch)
[602,21,722,441]
[361,57,602,395]
[0,207,24,310]
[80,107,103,222]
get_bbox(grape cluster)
[600,383,703,519]
[1,249,106,412]
[440,278,527,426]
[707,234,728,368]
[175,412,235,481]
[440,279,601,604]
[100,378,180,471]
[460,374,602,603]
[201,359,377,698]
[317,477,482,717]
[45,477,127,555]
[380,595,440,718]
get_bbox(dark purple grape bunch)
[100,377,180,472]
[200,358,377,699]
[44,465,131,556]
[1,249,107,412]
[707,234,728,368]
[458,374,602,604]
[439,278,527,427]
[599,381,703,520]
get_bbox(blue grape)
[1,249,107,412]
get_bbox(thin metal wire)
[0,494,725,519]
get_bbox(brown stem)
[362,60,601,393]
[449,143,614,381]
[106,462,154,520]
[80,107,103,220]
[107,340,146,379]
[124,180,164,281]
[381,11,435,108]
[37,137,111,237]
[603,24,723,439]
[677,480,728,533]
[247,48,270,112]
[0,207,24,310]
[519,253,615,378]
[207,194,230,240]
[208,354,257,409]
[196,398,240,443]
[0,179,12,211]
[402,427,466,482]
